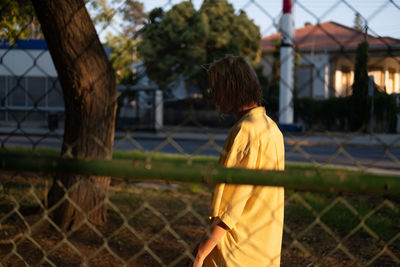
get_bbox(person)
[193,55,285,267]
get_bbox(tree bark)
[31,0,117,231]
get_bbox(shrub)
[294,93,398,132]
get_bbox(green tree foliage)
[138,0,261,91]
[105,34,138,84]
[351,40,369,130]
[353,40,369,98]
[0,0,42,41]
[138,3,207,90]
[89,0,116,29]
[89,0,147,84]
[121,0,147,38]
[89,0,146,37]
[200,0,260,64]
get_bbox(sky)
[141,0,400,39]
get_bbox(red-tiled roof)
[261,21,400,52]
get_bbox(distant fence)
[116,85,163,131]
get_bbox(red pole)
[283,0,292,14]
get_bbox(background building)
[0,39,63,126]
[261,21,400,99]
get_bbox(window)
[341,66,352,96]
[2,76,64,109]
[27,77,46,107]
[9,77,27,106]
[386,68,396,94]
[47,78,64,108]
[368,67,383,88]
[0,76,6,107]
[296,65,313,98]
[0,76,65,122]
[0,76,6,120]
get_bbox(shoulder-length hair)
[208,55,262,114]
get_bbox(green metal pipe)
[0,152,399,195]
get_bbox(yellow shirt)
[204,107,285,267]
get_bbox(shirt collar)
[241,106,265,120]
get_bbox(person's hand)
[191,220,227,267]
[192,256,204,267]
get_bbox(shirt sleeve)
[214,183,254,230]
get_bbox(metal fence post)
[155,89,163,131]
[368,75,374,133]
[279,0,295,125]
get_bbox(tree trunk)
[32,0,117,231]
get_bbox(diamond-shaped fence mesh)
[1,0,400,266]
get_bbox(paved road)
[2,134,400,172]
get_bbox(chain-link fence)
[1,0,400,266]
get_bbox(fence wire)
[1,0,400,266]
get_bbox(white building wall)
[0,49,57,77]
[299,53,330,99]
